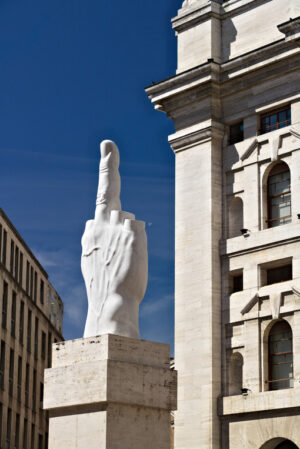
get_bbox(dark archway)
[260,438,299,449]
[275,440,298,449]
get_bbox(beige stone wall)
[174,0,300,72]
[146,0,300,447]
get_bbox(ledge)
[172,0,269,33]
[220,223,300,258]
[220,388,300,416]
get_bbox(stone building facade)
[0,208,63,449]
[146,1,300,448]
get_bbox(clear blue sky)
[0,0,183,351]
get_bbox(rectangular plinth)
[44,334,177,449]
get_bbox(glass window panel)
[279,204,291,218]
[274,354,287,364]
[277,363,289,378]
[271,197,281,206]
[278,181,290,194]
[276,340,292,353]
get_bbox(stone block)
[44,334,177,449]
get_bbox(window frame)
[268,320,293,391]
[267,162,291,228]
[260,105,291,134]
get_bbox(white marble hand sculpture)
[81,140,148,339]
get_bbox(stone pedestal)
[44,334,177,449]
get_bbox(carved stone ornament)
[269,292,281,319]
[81,140,148,339]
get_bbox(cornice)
[278,16,300,45]
[220,233,300,258]
[145,60,217,97]
[172,2,221,33]
[169,121,224,153]
[172,0,271,33]
[145,37,299,120]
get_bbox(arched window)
[267,162,291,228]
[228,197,244,238]
[268,320,293,390]
[229,352,243,395]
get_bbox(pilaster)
[243,163,260,233]
[172,123,223,449]
[243,319,260,392]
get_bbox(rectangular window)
[17,356,22,402]
[30,267,33,299]
[2,230,7,265]
[19,252,23,287]
[267,264,292,285]
[48,331,52,368]
[6,407,12,447]
[27,310,32,353]
[9,349,14,396]
[11,291,16,338]
[229,121,244,145]
[233,274,243,293]
[41,331,46,360]
[15,413,20,449]
[40,279,44,304]
[25,364,29,408]
[19,301,24,344]
[32,369,37,413]
[34,317,39,360]
[15,246,19,280]
[10,240,14,274]
[23,418,28,449]
[31,424,35,449]
[2,281,8,329]
[261,106,291,134]
[26,262,30,294]
[33,272,37,303]
[0,341,5,390]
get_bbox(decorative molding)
[292,286,300,297]
[270,292,281,319]
[270,135,281,162]
[240,126,299,163]
[278,17,300,44]
[241,293,258,315]
[241,138,258,161]
[290,128,300,139]
[169,123,224,153]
